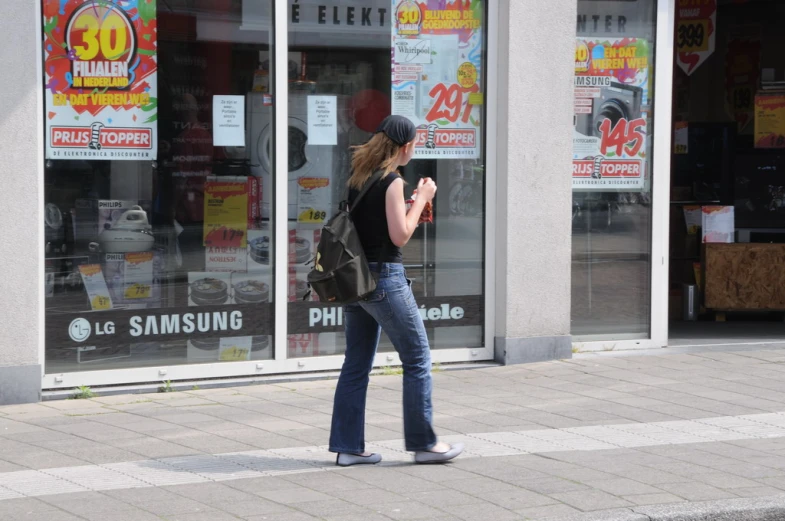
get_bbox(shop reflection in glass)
[42,0,275,373]
[571,0,657,339]
[285,0,487,358]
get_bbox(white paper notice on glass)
[213,95,246,147]
[702,206,735,244]
[307,96,337,146]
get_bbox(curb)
[540,495,785,521]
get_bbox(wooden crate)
[704,243,785,310]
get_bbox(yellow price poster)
[78,264,113,311]
[204,177,249,248]
[124,252,154,299]
[755,94,785,149]
[674,122,688,155]
[296,177,331,224]
[676,0,716,76]
[219,337,252,361]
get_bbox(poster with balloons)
[43,0,158,160]
[391,0,484,159]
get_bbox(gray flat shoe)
[336,453,382,467]
[414,443,464,464]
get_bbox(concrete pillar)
[494,0,576,364]
[0,2,43,403]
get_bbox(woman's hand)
[417,177,437,202]
[387,177,430,247]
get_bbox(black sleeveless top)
[348,172,403,264]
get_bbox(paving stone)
[726,485,785,498]
[0,497,60,517]
[223,476,305,496]
[438,501,521,521]
[620,493,686,506]
[287,498,375,517]
[135,497,213,516]
[549,489,634,511]
[402,489,484,508]
[255,486,334,504]
[446,477,524,495]
[689,471,762,489]
[590,478,663,496]
[157,511,242,521]
[164,482,258,503]
[331,487,407,506]
[212,498,294,516]
[480,489,557,510]
[4,510,86,521]
[374,501,448,520]
[244,511,320,521]
[656,481,740,501]
[515,502,583,520]
[511,477,592,495]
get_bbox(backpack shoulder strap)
[348,170,386,214]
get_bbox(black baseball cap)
[375,115,416,146]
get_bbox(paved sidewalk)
[4,345,785,520]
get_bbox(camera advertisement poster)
[573,37,650,191]
[391,0,484,159]
[42,0,158,161]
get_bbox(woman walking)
[329,115,464,467]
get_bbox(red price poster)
[391,0,484,159]
[43,0,157,160]
[573,38,650,191]
[676,0,717,76]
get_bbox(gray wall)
[494,0,575,364]
[0,2,43,404]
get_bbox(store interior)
[668,0,785,344]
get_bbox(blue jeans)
[329,262,437,453]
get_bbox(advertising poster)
[296,177,331,224]
[676,0,716,76]
[725,39,761,133]
[674,122,689,155]
[123,252,154,300]
[43,0,158,160]
[754,94,785,149]
[203,177,249,248]
[205,246,248,273]
[573,37,650,191]
[78,264,113,310]
[391,0,484,158]
[218,337,252,362]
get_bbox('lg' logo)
[68,318,92,343]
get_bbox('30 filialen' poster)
[43,0,158,160]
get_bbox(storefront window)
[42,0,486,375]
[43,0,276,372]
[281,0,487,358]
[571,0,657,339]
